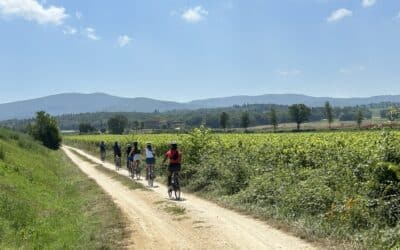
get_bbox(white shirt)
[145,148,154,158]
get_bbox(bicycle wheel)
[174,186,181,200]
[129,162,134,178]
[168,187,173,199]
[136,165,141,180]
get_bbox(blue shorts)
[168,163,181,172]
[146,158,156,164]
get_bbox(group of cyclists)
[99,140,182,198]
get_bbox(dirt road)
[62,145,317,250]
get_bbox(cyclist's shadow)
[167,197,186,202]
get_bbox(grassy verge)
[0,128,130,249]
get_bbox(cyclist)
[145,142,156,181]
[162,142,182,189]
[99,141,106,162]
[112,142,122,169]
[129,141,142,179]
[126,143,132,169]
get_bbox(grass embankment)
[0,128,129,249]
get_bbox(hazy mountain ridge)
[0,92,399,121]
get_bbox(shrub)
[28,111,62,150]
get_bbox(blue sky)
[0,0,400,103]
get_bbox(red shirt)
[165,149,182,164]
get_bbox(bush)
[28,111,62,150]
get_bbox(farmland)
[64,128,400,248]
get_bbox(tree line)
[218,102,365,131]
[85,102,377,134]
[72,103,376,132]
[3,102,400,133]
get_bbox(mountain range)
[0,92,399,121]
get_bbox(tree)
[79,123,95,134]
[269,108,278,131]
[324,101,333,129]
[240,111,250,130]
[288,104,311,130]
[220,112,229,131]
[139,121,145,130]
[386,106,400,123]
[132,120,140,131]
[29,111,62,149]
[107,115,128,134]
[355,109,364,129]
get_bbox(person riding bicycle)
[129,141,142,178]
[162,142,182,189]
[126,143,132,169]
[112,142,122,167]
[99,141,106,162]
[145,142,156,181]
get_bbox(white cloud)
[0,0,67,25]
[63,25,76,35]
[75,11,82,20]
[181,6,208,23]
[84,27,100,40]
[327,8,352,23]
[117,35,131,47]
[362,0,376,8]
[277,69,302,77]
[339,65,365,74]
[397,12,400,19]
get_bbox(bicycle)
[100,151,106,162]
[115,155,121,171]
[147,165,155,187]
[128,159,134,179]
[168,171,181,200]
[135,162,141,180]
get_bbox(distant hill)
[0,92,400,121]
[0,93,190,121]
[188,94,400,108]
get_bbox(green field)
[65,128,400,248]
[0,128,129,249]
